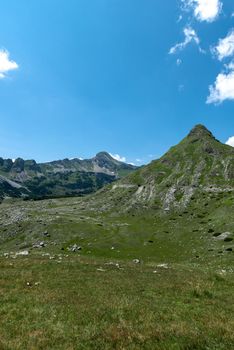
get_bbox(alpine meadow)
[0,1,233,349]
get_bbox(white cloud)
[0,49,18,79]
[208,29,234,104]
[182,0,222,22]
[212,29,234,61]
[169,27,200,54]
[225,60,234,70]
[207,70,234,104]
[177,15,183,23]
[176,58,182,66]
[109,153,126,163]
[225,136,234,147]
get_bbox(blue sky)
[0,0,233,165]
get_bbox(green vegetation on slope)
[89,125,234,213]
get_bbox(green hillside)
[89,125,234,213]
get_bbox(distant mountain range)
[0,152,137,200]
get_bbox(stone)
[33,242,46,249]
[157,263,169,269]
[16,250,29,256]
[68,244,82,252]
[133,259,140,264]
[214,232,232,241]
[43,231,50,237]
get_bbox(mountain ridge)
[0,152,137,200]
[88,124,234,213]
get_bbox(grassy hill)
[88,124,234,213]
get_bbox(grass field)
[0,197,233,349]
[0,255,233,349]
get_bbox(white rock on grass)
[42,253,50,257]
[97,268,105,272]
[157,263,169,269]
[214,232,232,240]
[133,259,140,264]
[16,250,29,256]
[68,244,82,252]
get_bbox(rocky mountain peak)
[188,124,215,140]
[95,152,114,161]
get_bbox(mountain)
[0,152,137,200]
[89,125,234,213]
[39,152,136,178]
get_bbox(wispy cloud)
[109,153,126,163]
[177,15,183,23]
[211,29,234,61]
[225,61,234,70]
[176,58,182,66]
[226,136,234,147]
[0,49,18,79]
[182,0,222,22]
[169,27,200,54]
